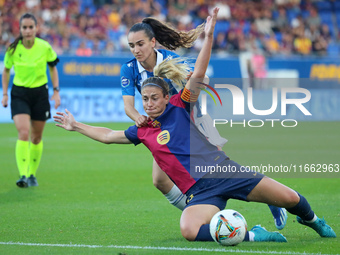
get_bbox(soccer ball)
[209,209,247,246]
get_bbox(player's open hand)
[54,109,76,131]
[205,7,219,38]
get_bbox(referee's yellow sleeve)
[46,43,57,62]
[3,51,13,69]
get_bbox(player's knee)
[180,223,198,241]
[152,177,159,188]
[31,136,42,144]
[152,178,163,189]
[18,129,30,140]
[152,178,171,194]
[152,173,172,192]
[283,191,300,208]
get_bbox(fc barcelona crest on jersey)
[152,120,161,128]
[157,130,170,145]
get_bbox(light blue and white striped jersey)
[120,49,179,96]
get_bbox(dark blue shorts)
[185,160,264,210]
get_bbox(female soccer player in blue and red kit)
[54,8,335,242]
[120,16,227,212]
[120,7,287,231]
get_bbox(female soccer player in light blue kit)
[120,9,287,230]
[54,8,336,242]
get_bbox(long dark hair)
[129,18,204,51]
[7,13,37,55]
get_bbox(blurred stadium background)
[2,0,340,56]
[0,1,339,254]
[1,0,340,123]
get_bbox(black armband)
[47,57,60,67]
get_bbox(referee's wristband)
[53,87,60,92]
[3,94,8,96]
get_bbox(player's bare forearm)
[125,105,141,122]
[74,122,130,144]
[123,96,140,120]
[185,7,218,95]
[191,37,213,79]
[53,109,132,144]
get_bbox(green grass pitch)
[0,121,339,255]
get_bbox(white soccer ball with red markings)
[209,209,247,246]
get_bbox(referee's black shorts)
[11,84,51,121]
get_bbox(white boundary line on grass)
[0,241,336,255]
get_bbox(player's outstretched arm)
[185,7,218,96]
[53,109,132,144]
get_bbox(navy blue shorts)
[11,84,51,120]
[185,160,264,210]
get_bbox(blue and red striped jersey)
[125,90,228,193]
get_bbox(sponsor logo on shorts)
[121,77,130,88]
[157,130,170,145]
[186,194,194,203]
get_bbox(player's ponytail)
[129,18,204,51]
[7,13,37,55]
[142,18,204,50]
[154,57,190,88]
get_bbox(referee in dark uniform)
[1,13,60,187]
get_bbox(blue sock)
[196,224,250,242]
[268,205,280,218]
[286,193,315,221]
[243,231,249,241]
[195,224,214,241]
